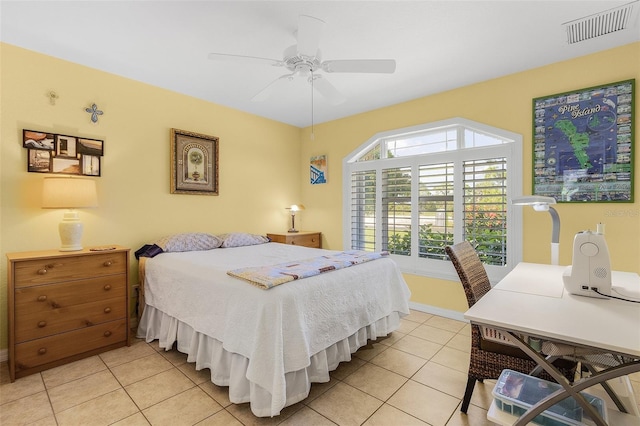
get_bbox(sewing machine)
[563,230,612,299]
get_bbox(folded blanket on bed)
[228,250,389,289]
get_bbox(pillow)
[155,233,223,252]
[220,232,269,248]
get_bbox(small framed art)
[310,155,327,184]
[532,79,634,202]
[170,128,219,195]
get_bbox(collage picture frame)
[24,129,104,176]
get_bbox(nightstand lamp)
[286,204,305,233]
[42,177,98,251]
[512,195,560,265]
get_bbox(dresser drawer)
[13,252,127,288]
[14,319,127,372]
[267,232,321,248]
[15,275,126,312]
[15,295,126,343]
[289,233,321,248]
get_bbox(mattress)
[137,242,411,416]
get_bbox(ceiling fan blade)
[322,59,396,74]
[297,15,325,57]
[208,52,283,67]
[251,74,294,102]
[312,76,346,105]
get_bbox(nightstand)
[267,231,321,248]
[6,246,130,382]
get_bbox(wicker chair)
[445,241,575,413]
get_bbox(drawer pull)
[103,261,113,267]
[51,302,61,309]
[37,268,48,275]
[37,321,47,328]
[37,295,47,302]
[291,241,296,245]
[104,331,112,337]
[85,320,94,327]
[38,348,47,355]
[103,284,112,291]
[104,307,112,314]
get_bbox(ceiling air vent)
[563,1,638,44]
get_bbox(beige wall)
[1,42,638,351]
[0,43,302,350]
[299,42,640,313]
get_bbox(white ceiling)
[1,1,638,128]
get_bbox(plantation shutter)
[350,170,376,251]
[463,157,508,266]
[418,163,454,260]
[382,167,412,255]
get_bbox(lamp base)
[58,211,84,251]
[288,214,298,233]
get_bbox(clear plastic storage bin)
[493,370,607,426]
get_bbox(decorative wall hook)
[85,103,103,123]
[48,91,59,105]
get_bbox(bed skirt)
[137,305,401,417]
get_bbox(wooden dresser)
[267,231,321,248]
[7,246,130,381]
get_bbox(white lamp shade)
[288,204,305,212]
[42,177,98,209]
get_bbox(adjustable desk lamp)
[512,196,559,265]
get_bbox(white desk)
[465,262,640,426]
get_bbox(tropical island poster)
[533,79,633,202]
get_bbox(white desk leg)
[502,332,610,426]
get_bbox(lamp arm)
[548,206,560,244]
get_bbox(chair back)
[445,241,491,308]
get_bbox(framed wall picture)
[77,137,104,156]
[23,130,55,150]
[27,149,52,173]
[310,154,327,184]
[532,79,634,202]
[56,135,77,158]
[81,155,101,176]
[22,129,104,176]
[170,128,219,195]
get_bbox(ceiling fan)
[208,15,396,105]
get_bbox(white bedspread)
[140,243,411,415]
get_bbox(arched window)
[343,118,523,282]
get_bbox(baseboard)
[130,315,138,331]
[408,301,467,322]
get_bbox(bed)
[136,233,411,417]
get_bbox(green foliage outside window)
[386,212,506,265]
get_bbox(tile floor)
[1,310,639,426]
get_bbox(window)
[343,118,523,282]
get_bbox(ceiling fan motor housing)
[283,45,322,75]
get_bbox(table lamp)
[42,177,98,251]
[511,196,560,265]
[286,204,305,233]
